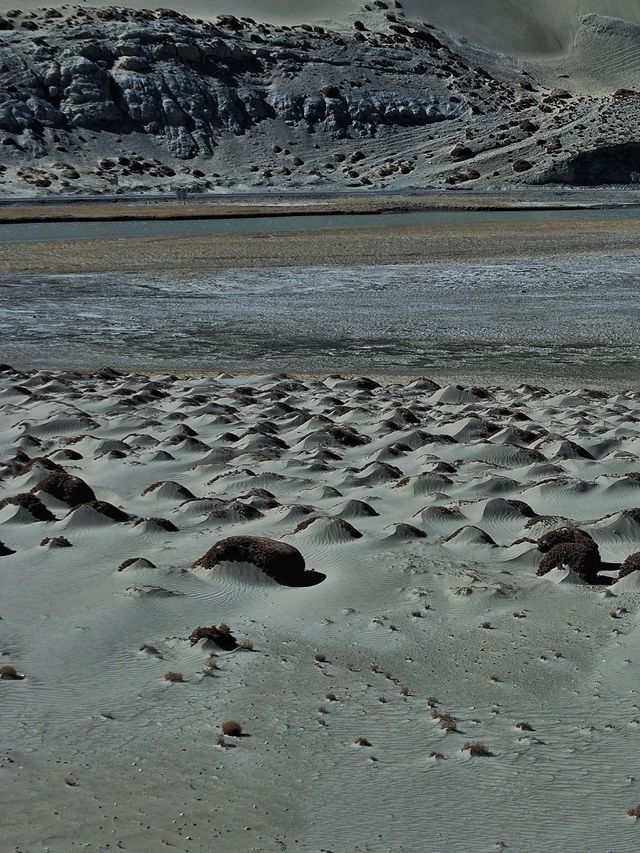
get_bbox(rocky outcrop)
[536,142,640,186]
[0,7,467,160]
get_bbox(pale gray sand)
[3,367,640,852]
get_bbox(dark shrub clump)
[537,542,600,582]
[619,552,640,581]
[189,624,238,651]
[32,471,96,506]
[194,536,324,587]
[0,493,56,521]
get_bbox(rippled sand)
[3,366,640,851]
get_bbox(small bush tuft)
[462,741,492,757]
[354,736,371,746]
[221,720,242,736]
[619,552,640,580]
[0,665,23,680]
[164,671,184,682]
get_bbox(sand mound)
[331,499,379,519]
[541,567,589,585]
[141,481,196,501]
[194,536,324,586]
[203,500,263,524]
[293,516,363,544]
[0,494,56,522]
[385,523,427,542]
[118,557,158,571]
[132,517,179,533]
[444,526,497,548]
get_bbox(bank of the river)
[1,207,640,273]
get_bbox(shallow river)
[1,205,640,243]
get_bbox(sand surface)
[3,365,640,851]
[3,212,640,274]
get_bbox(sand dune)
[3,364,640,850]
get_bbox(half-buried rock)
[193,536,325,587]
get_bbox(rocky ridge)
[2,2,640,193]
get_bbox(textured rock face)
[536,142,640,185]
[2,5,637,192]
[0,7,465,160]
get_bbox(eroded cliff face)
[0,6,467,157]
[535,143,640,186]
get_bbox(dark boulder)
[537,142,640,186]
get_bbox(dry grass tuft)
[516,721,535,731]
[462,741,493,757]
[429,751,445,760]
[164,671,184,682]
[326,692,337,701]
[627,805,640,820]
[314,653,327,663]
[221,720,242,736]
[139,643,162,656]
[354,736,372,746]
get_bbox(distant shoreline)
[2,191,640,225]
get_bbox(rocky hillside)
[1,2,640,195]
